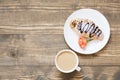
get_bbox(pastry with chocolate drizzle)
[70,19,104,49]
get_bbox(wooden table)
[0,0,120,80]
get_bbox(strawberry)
[78,37,93,49]
[78,37,86,49]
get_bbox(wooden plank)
[48,66,120,80]
[0,66,119,80]
[0,3,119,11]
[0,65,48,80]
[0,26,63,34]
[0,10,119,26]
[0,6,119,26]
[0,25,119,34]
[16,56,120,66]
[0,0,119,6]
[0,10,69,26]
[0,45,120,66]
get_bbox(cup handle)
[76,66,81,71]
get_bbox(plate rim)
[64,8,110,54]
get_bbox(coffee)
[56,51,77,71]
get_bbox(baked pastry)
[70,19,104,48]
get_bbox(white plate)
[64,9,110,54]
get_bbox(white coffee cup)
[55,49,81,73]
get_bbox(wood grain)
[0,8,119,26]
[0,66,119,80]
[0,0,119,80]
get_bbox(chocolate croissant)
[70,19,104,40]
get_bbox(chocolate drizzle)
[77,20,102,38]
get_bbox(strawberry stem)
[86,38,93,43]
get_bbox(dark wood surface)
[0,0,120,80]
